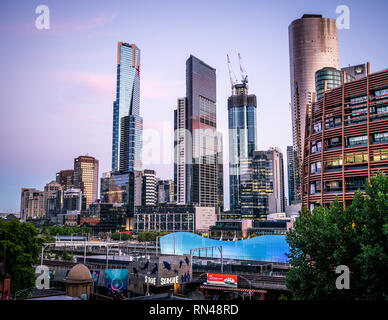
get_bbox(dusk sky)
[1,0,387,212]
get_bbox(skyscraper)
[239,151,273,219]
[287,145,298,205]
[264,148,286,213]
[112,42,143,173]
[228,81,257,213]
[174,55,220,208]
[56,170,74,191]
[174,97,188,204]
[20,188,44,221]
[289,14,339,201]
[74,155,99,208]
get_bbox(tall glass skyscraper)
[228,82,257,213]
[185,55,219,207]
[112,42,143,173]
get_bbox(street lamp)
[239,275,252,301]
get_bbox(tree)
[286,173,388,300]
[0,219,44,296]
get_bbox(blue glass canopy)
[160,232,289,263]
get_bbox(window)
[325,159,342,170]
[312,141,322,153]
[325,117,342,129]
[345,152,368,164]
[313,122,322,133]
[372,132,388,144]
[371,149,388,161]
[311,162,322,174]
[345,177,367,192]
[324,180,342,192]
[346,135,368,147]
[325,136,342,149]
[310,181,321,194]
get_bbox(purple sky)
[0,0,387,212]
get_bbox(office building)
[112,42,143,173]
[44,180,63,220]
[20,188,45,221]
[142,169,157,206]
[63,188,86,213]
[185,55,219,207]
[134,204,217,233]
[73,155,99,208]
[157,179,174,204]
[289,14,339,201]
[302,66,388,209]
[86,203,127,234]
[242,151,273,218]
[265,148,286,213]
[56,170,74,191]
[287,146,299,205]
[228,80,257,213]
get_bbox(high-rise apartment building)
[174,55,221,208]
[112,42,143,173]
[174,97,188,204]
[289,14,339,201]
[228,81,257,213]
[142,169,157,206]
[302,66,388,209]
[74,155,99,208]
[56,170,74,191]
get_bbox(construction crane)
[238,52,248,84]
[227,54,238,95]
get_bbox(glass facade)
[112,42,143,172]
[315,67,355,100]
[160,232,289,263]
[185,55,218,206]
[228,84,257,213]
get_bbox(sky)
[0,0,387,212]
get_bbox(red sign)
[207,273,238,288]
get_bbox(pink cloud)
[52,70,115,94]
[0,11,117,35]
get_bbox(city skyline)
[1,0,388,212]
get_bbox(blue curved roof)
[160,232,289,263]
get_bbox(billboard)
[207,273,238,288]
[105,269,128,292]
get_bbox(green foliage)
[111,232,131,241]
[40,225,91,237]
[286,173,388,300]
[137,231,169,242]
[0,219,44,296]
